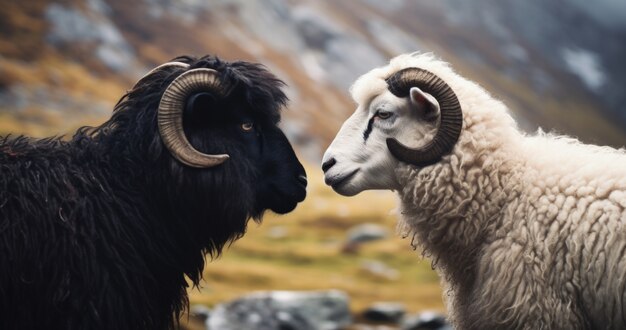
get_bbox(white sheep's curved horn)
[134,62,190,86]
[385,68,463,167]
[158,68,230,168]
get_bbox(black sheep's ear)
[184,92,218,123]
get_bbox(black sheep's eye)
[241,122,254,132]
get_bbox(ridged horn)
[385,68,463,167]
[158,68,230,168]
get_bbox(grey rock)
[142,0,214,23]
[367,20,427,56]
[352,325,398,330]
[323,36,386,90]
[189,304,211,329]
[96,44,136,73]
[266,226,289,239]
[359,260,399,280]
[401,311,449,330]
[231,1,386,90]
[208,290,351,330]
[0,85,28,111]
[190,304,211,320]
[347,224,389,244]
[86,0,112,16]
[0,84,110,116]
[44,3,136,73]
[45,4,104,44]
[293,6,341,50]
[427,0,626,122]
[362,302,406,324]
[566,0,626,30]
[235,0,303,53]
[360,0,405,13]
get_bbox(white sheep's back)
[494,131,626,328]
[520,131,626,199]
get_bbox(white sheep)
[322,52,626,329]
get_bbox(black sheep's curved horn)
[385,68,463,167]
[158,68,230,168]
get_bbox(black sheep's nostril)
[297,175,308,187]
[322,158,336,172]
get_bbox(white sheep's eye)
[241,122,254,131]
[376,111,392,120]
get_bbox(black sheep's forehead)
[176,55,288,123]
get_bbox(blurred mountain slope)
[0,0,625,156]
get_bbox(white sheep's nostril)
[321,158,337,173]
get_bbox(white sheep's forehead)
[350,52,453,106]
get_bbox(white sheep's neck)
[393,112,526,300]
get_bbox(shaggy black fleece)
[0,55,307,329]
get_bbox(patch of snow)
[561,47,607,91]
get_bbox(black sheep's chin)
[270,200,298,214]
[255,195,298,215]
[256,184,306,215]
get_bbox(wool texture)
[0,55,306,330]
[365,53,626,330]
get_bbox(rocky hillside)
[2,2,625,328]
[1,0,625,158]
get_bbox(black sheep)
[0,55,307,329]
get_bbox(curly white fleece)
[358,53,626,329]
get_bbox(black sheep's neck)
[71,116,253,280]
[68,137,208,282]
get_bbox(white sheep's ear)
[409,87,440,121]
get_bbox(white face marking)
[322,88,439,196]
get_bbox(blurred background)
[1,0,625,329]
